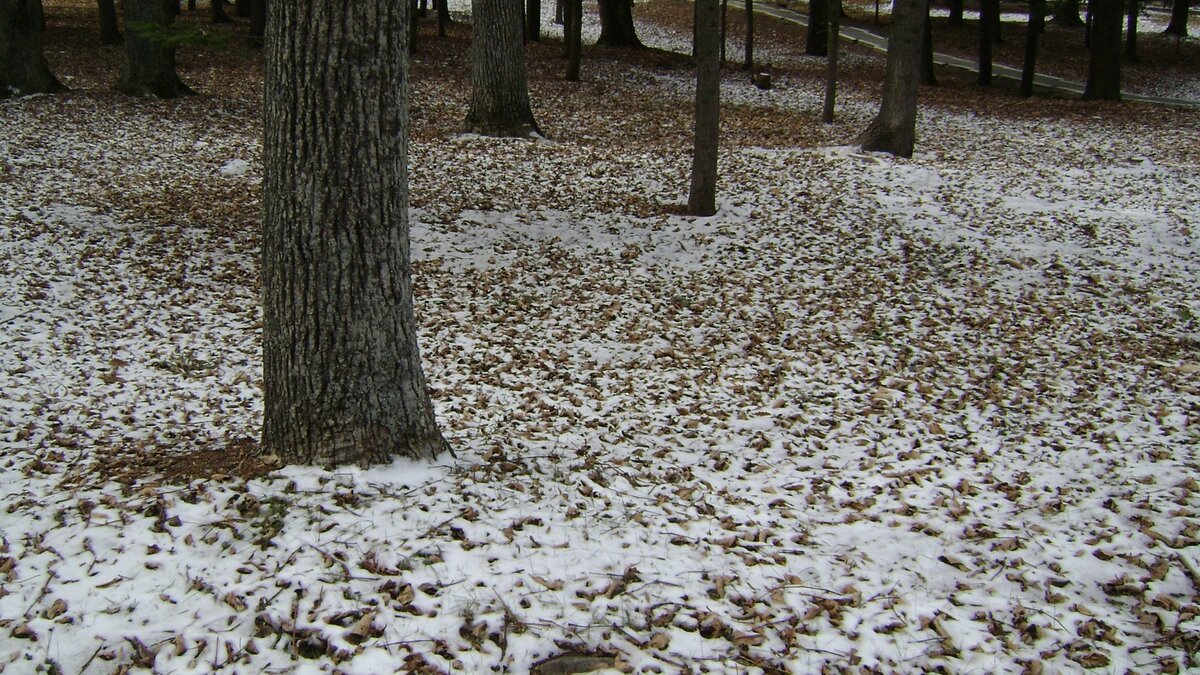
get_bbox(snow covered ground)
[2,1,1200,673]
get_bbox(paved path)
[743,2,1200,108]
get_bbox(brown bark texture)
[1084,0,1122,99]
[115,0,192,97]
[688,0,719,217]
[263,0,448,466]
[465,0,540,136]
[0,0,63,96]
[597,0,641,46]
[856,0,926,157]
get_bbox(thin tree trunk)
[922,5,935,84]
[857,0,927,157]
[555,0,563,24]
[410,0,419,53]
[597,0,641,46]
[978,0,992,85]
[689,0,720,217]
[97,0,122,44]
[264,0,446,468]
[116,0,192,97]
[1054,0,1084,25]
[1,0,63,95]
[807,0,828,55]
[1124,0,1138,60]
[1020,0,1044,96]
[989,0,1002,42]
[211,0,231,23]
[822,0,841,122]
[234,0,250,17]
[527,0,540,41]
[948,0,963,25]
[437,0,449,36]
[743,0,753,70]
[249,0,265,45]
[566,0,581,80]
[1084,0,1122,99]
[720,0,727,65]
[1164,0,1188,36]
[1085,0,1093,46]
[465,0,540,136]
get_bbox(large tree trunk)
[98,0,122,44]
[807,0,828,55]
[597,0,641,46]
[1165,0,1188,36]
[0,0,63,96]
[856,0,926,157]
[1054,0,1084,25]
[689,0,719,217]
[1084,0,1122,99]
[263,0,447,467]
[1020,0,1044,96]
[115,0,192,97]
[465,0,540,136]
[822,0,841,122]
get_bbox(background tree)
[115,0,192,97]
[921,6,935,85]
[1084,0,1122,99]
[263,0,447,466]
[526,0,540,41]
[689,0,719,216]
[822,0,841,122]
[1020,0,1046,96]
[465,0,540,136]
[565,0,582,81]
[1054,0,1085,26]
[948,0,964,25]
[598,0,641,46]
[1,0,63,96]
[857,0,927,157]
[743,0,753,70]
[249,0,265,45]
[97,0,121,44]
[978,0,994,85]
[211,0,232,24]
[1124,0,1138,60]
[1164,0,1188,36]
[806,0,828,56]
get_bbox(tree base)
[115,75,196,99]
[857,119,915,158]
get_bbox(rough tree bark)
[464,0,540,136]
[263,0,447,467]
[115,0,192,97]
[856,0,926,157]
[1084,0,1122,99]
[1164,0,1188,36]
[807,0,828,56]
[98,0,122,44]
[0,0,63,96]
[597,0,641,46]
[1020,0,1045,96]
[822,0,841,122]
[689,0,719,217]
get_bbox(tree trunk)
[720,0,727,65]
[822,0,841,122]
[807,0,828,55]
[856,0,926,157]
[1084,0,1122,99]
[98,0,122,44]
[948,0,963,25]
[116,0,192,97]
[1164,0,1188,36]
[263,0,447,467]
[1054,0,1084,25]
[1124,0,1137,60]
[565,0,581,80]
[526,0,540,41]
[1020,0,1044,96]
[978,0,992,85]
[597,0,641,46]
[743,0,753,70]
[921,5,935,84]
[211,0,231,23]
[689,0,719,217]
[437,0,449,36]
[410,0,419,53]
[465,0,540,136]
[234,0,250,17]
[1084,0,1093,46]
[249,0,265,45]
[989,0,1002,43]
[555,0,563,24]
[0,0,63,96]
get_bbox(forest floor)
[2,0,1199,673]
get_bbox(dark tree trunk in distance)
[1084,0,1122,99]
[465,0,540,136]
[597,0,641,46]
[116,0,192,97]
[720,0,727,65]
[263,0,447,467]
[1165,0,1188,36]
[555,0,563,24]
[1,0,63,96]
[98,0,122,44]
[948,0,963,25]
[234,0,250,17]
[565,0,581,80]
[437,0,449,36]
[921,5,935,84]
[978,0,992,85]
[807,0,828,55]
[857,0,927,157]
[211,0,231,23]
[1124,0,1137,60]
[743,0,753,69]
[249,0,265,45]
[1054,0,1084,25]
[1084,0,1093,46]
[822,0,841,122]
[410,0,419,53]
[689,0,719,217]
[526,0,540,41]
[1020,0,1044,96]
